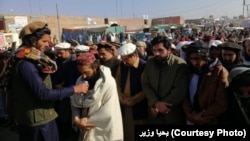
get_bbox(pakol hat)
[108,41,121,48]
[136,40,146,48]
[19,21,47,39]
[118,43,136,56]
[67,39,79,47]
[219,42,243,51]
[187,40,209,55]
[97,42,113,50]
[75,45,90,52]
[54,42,71,50]
[229,65,250,83]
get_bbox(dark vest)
[10,60,57,126]
[119,59,148,120]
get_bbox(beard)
[84,71,100,89]
[154,56,167,65]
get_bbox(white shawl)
[70,65,123,141]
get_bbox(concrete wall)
[1,14,152,42]
[151,16,185,26]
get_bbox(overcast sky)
[0,0,246,19]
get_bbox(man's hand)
[155,101,172,114]
[150,107,159,118]
[74,83,89,94]
[193,111,213,125]
[75,117,95,131]
[120,96,134,106]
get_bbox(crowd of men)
[0,21,250,141]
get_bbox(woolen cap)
[136,41,146,47]
[108,41,121,48]
[67,39,79,47]
[54,42,71,50]
[219,42,243,51]
[97,42,113,50]
[187,40,209,55]
[118,43,136,56]
[229,66,250,83]
[19,21,47,39]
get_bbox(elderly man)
[136,40,149,61]
[116,43,148,141]
[142,36,189,125]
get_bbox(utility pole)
[132,0,135,18]
[29,0,33,22]
[244,0,245,18]
[56,3,61,42]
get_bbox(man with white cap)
[208,40,222,59]
[116,42,148,141]
[52,42,78,141]
[142,35,189,125]
[74,45,89,57]
[68,44,90,88]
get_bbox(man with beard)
[183,40,229,125]
[142,35,189,124]
[219,41,243,71]
[8,21,91,141]
[70,52,123,141]
[116,43,148,141]
[225,65,250,124]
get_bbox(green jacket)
[142,54,189,124]
[10,60,57,126]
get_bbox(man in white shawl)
[70,52,123,141]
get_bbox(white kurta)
[70,65,123,141]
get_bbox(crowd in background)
[0,21,250,141]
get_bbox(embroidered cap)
[77,52,96,65]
